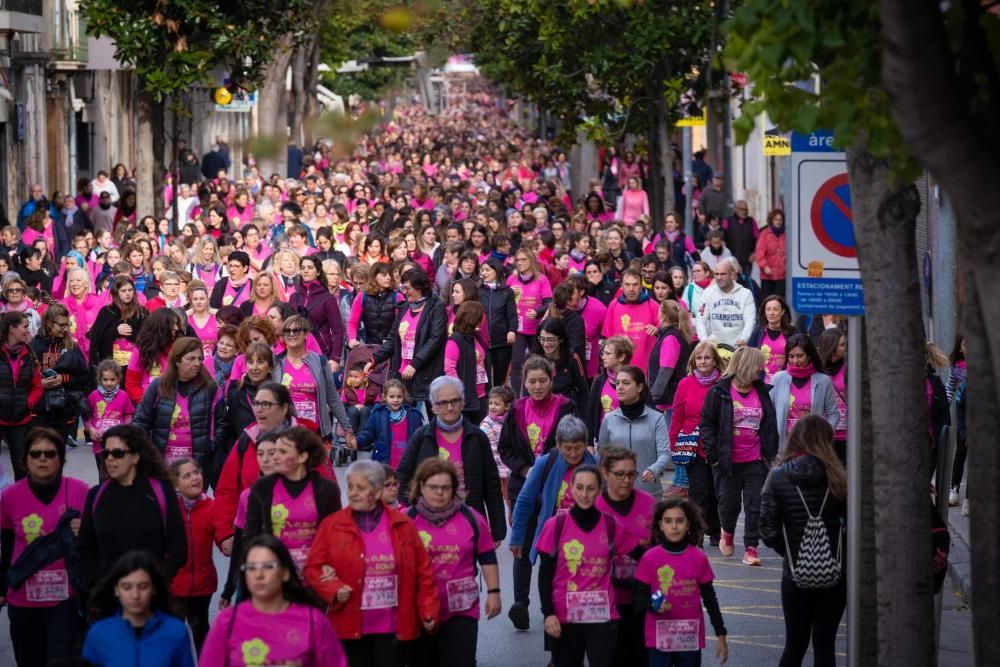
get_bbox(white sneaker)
[949,487,960,507]
[962,499,970,516]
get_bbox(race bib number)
[446,576,479,613]
[585,340,592,361]
[612,555,636,581]
[293,400,317,423]
[476,363,488,385]
[566,590,611,623]
[655,618,700,652]
[289,546,309,572]
[164,445,191,464]
[25,569,69,603]
[401,338,415,360]
[733,406,761,431]
[361,575,398,610]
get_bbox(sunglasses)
[100,448,133,460]
[283,328,306,336]
[28,450,58,460]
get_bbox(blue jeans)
[648,648,702,666]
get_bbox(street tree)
[471,0,720,227]
[727,3,918,665]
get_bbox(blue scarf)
[214,353,235,387]
[436,416,464,432]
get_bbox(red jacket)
[670,375,714,458]
[304,505,439,642]
[170,494,221,598]
[755,226,786,281]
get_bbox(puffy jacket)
[396,420,507,541]
[647,326,692,407]
[597,405,671,494]
[291,280,345,361]
[81,610,196,667]
[755,226,787,281]
[132,378,224,473]
[0,344,42,425]
[304,506,440,642]
[170,494,221,598]
[372,296,447,401]
[497,395,577,502]
[358,289,400,346]
[479,282,518,349]
[700,376,779,473]
[769,370,840,454]
[212,380,261,464]
[760,454,845,580]
[353,403,424,464]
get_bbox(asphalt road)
[0,445,972,666]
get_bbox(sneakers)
[664,485,689,498]
[709,534,721,547]
[962,499,970,516]
[949,487,960,507]
[742,546,762,566]
[719,530,734,557]
[508,602,530,630]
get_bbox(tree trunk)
[646,87,674,232]
[256,43,294,179]
[135,90,155,222]
[847,141,936,666]
[290,44,308,146]
[878,4,1000,661]
[150,100,166,219]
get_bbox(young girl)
[636,498,729,666]
[169,458,222,651]
[354,378,424,467]
[480,385,514,520]
[380,463,401,508]
[586,335,634,442]
[84,360,135,481]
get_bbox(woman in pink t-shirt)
[507,248,552,394]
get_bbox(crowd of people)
[0,92,966,667]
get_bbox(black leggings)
[951,434,968,490]
[779,576,846,667]
[409,616,478,667]
[687,457,720,539]
[551,620,618,667]
[488,345,513,388]
[342,633,406,667]
[0,423,31,480]
[175,595,213,652]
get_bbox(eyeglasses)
[283,328,306,336]
[538,336,560,345]
[424,483,453,493]
[5,288,24,294]
[100,448,133,460]
[608,470,638,481]
[28,450,58,460]
[434,398,463,409]
[383,481,399,489]
[252,400,278,410]
[241,561,282,573]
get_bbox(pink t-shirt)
[555,466,577,512]
[413,508,494,623]
[656,336,682,410]
[507,274,552,335]
[787,378,812,435]
[126,351,169,396]
[200,602,347,667]
[761,331,787,383]
[271,478,319,572]
[602,299,659,371]
[525,396,561,456]
[444,338,488,398]
[535,511,625,625]
[281,359,318,424]
[398,309,421,372]
[360,512,399,635]
[85,389,135,453]
[164,393,193,464]
[234,487,251,530]
[194,264,219,290]
[636,544,715,651]
[222,278,253,308]
[596,490,657,605]
[389,418,409,469]
[578,297,608,378]
[0,477,90,607]
[189,314,218,360]
[731,386,763,463]
[437,428,465,494]
[111,337,138,368]
[62,294,98,360]
[831,366,847,439]
[599,373,619,421]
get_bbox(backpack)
[782,486,842,589]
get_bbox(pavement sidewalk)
[939,499,974,667]
[946,502,972,603]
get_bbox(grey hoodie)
[597,405,671,494]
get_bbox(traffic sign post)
[789,130,864,667]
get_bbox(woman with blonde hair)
[269,248,300,301]
[506,246,552,394]
[700,345,778,565]
[189,236,222,291]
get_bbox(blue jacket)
[510,450,598,563]
[82,609,196,667]
[355,403,424,463]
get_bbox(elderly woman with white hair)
[394,376,507,544]
[305,459,439,666]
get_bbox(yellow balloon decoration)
[214,87,233,105]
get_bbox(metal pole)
[683,126,693,237]
[847,315,862,667]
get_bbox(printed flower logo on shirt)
[241,638,270,666]
[169,403,181,427]
[563,539,585,575]
[527,422,541,449]
[556,480,569,508]
[761,344,772,363]
[512,285,523,304]
[398,320,410,338]
[600,394,613,414]
[150,362,162,378]
[620,314,631,331]
[21,513,44,543]
[438,446,451,460]
[656,563,676,609]
[95,400,107,418]
[281,373,293,387]
[223,294,234,306]
[271,504,289,538]
[419,530,432,550]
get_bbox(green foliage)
[471,0,720,143]
[724,0,915,174]
[81,0,315,101]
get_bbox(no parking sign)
[789,131,864,315]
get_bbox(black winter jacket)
[243,471,341,539]
[700,376,779,473]
[29,336,92,421]
[396,420,507,541]
[448,332,491,412]
[541,310,586,364]
[291,281,345,361]
[528,347,589,420]
[88,305,146,370]
[372,296,446,401]
[585,370,614,443]
[479,283,517,349]
[358,289,400,346]
[0,345,39,424]
[213,380,262,463]
[132,378,225,472]
[498,395,577,502]
[760,454,846,581]
[648,326,692,407]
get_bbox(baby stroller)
[336,344,389,466]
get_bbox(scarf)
[352,503,385,533]
[695,368,720,386]
[709,245,723,256]
[436,416,464,432]
[98,384,120,403]
[414,496,464,526]
[4,343,24,357]
[408,295,429,313]
[695,277,712,289]
[214,353,235,386]
[620,398,645,420]
[769,224,786,237]
[389,407,406,424]
[665,230,681,243]
[181,492,205,512]
[787,362,816,379]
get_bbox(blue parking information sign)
[789,131,865,315]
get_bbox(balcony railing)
[50,10,88,65]
[0,0,44,16]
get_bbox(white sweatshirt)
[695,281,757,346]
